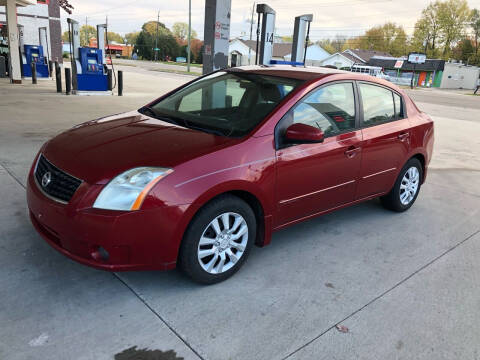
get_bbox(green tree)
[317,37,346,54]
[355,23,407,56]
[172,22,197,41]
[143,21,173,37]
[453,38,474,62]
[331,36,346,53]
[125,31,140,45]
[437,0,470,57]
[106,32,124,44]
[471,9,480,56]
[135,30,152,60]
[79,25,96,47]
[317,40,335,54]
[411,2,442,57]
[134,22,179,61]
[62,30,70,42]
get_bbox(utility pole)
[248,2,255,65]
[187,0,191,71]
[155,10,159,61]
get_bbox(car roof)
[227,65,349,81]
[227,64,403,92]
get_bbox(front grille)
[34,155,82,203]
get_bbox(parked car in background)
[27,65,434,283]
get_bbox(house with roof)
[228,38,330,67]
[283,44,330,66]
[320,49,393,69]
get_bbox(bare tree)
[58,0,74,14]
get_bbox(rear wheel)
[381,158,423,212]
[179,195,256,284]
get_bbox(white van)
[350,64,390,80]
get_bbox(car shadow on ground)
[109,198,399,291]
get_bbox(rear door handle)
[344,146,361,158]
[398,132,410,141]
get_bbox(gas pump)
[67,18,110,93]
[22,45,49,77]
[291,14,313,65]
[255,4,276,66]
[77,47,107,90]
[18,24,49,78]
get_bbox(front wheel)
[381,158,423,212]
[179,195,256,284]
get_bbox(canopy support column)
[6,0,22,83]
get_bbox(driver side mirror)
[285,123,324,144]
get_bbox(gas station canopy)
[0,0,36,6]
[1,0,37,83]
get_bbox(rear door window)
[359,83,395,126]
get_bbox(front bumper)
[27,170,192,271]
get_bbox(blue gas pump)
[77,47,108,91]
[67,18,111,93]
[23,45,49,78]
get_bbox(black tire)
[178,195,256,284]
[381,158,423,212]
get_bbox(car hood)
[43,110,239,184]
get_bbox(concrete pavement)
[0,71,479,360]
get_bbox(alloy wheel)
[399,166,420,205]
[197,212,249,274]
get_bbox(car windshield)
[139,71,303,137]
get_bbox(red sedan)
[27,66,434,283]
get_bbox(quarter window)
[359,83,395,125]
[393,93,404,119]
[287,82,356,138]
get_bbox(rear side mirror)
[285,123,324,143]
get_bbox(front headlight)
[93,167,173,211]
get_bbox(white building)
[440,62,480,90]
[320,52,357,69]
[228,38,330,67]
[0,0,62,62]
[321,49,393,69]
[284,44,330,66]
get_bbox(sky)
[62,0,480,41]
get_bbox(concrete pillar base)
[11,79,22,84]
[6,0,23,83]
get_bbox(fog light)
[91,246,110,262]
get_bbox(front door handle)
[398,132,410,141]
[344,146,361,158]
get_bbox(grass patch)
[112,61,137,67]
[158,61,202,68]
[151,68,199,76]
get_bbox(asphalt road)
[113,58,203,74]
[407,87,480,110]
[0,72,479,360]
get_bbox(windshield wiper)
[141,107,186,128]
[140,106,158,118]
[185,124,226,137]
[160,114,228,137]
[141,107,230,137]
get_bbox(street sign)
[394,60,404,68]
[408,53,426,64]
[154,48,160,51]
